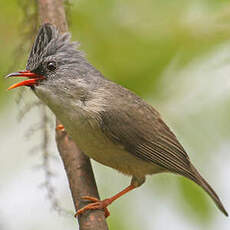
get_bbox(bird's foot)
[75,196,111,218]
[75,185,136,218]
[56,124,65,131]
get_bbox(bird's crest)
[26,23,79,71]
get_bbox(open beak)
[6,70,45,90]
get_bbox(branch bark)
[37,1,108,229]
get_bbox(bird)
[6,23,228,217]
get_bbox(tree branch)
[36,0,108,229]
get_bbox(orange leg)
[75,184,135,218]
[56,124,65,131]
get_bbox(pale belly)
[35,87,163,177]
[59,112,163,178]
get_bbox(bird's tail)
[189,164,228,217]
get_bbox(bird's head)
[6,23,100,94]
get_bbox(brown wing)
[99,99,229,216]
[100,97,196,181]
[100,100,229,216]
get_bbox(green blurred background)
[0,0,230,229]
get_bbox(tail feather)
[189,164,228,217]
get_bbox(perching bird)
[6,23,228,217]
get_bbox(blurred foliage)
[1,0,230,229]
[0,0,38,107]
[69,0,230,95]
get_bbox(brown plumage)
[99,82,228,216]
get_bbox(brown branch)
[36,0,108,229]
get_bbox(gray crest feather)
[26,23,82,71]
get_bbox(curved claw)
[75,196,111,218]
[81,196,100,202]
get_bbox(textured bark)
[37,0,108,229]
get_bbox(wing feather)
[100,102,195,179]
[98,82,228,216]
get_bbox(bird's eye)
[47,61,56,71]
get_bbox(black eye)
[47,61,56,71]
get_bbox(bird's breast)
[57,108,163,177]
[35,86,163,177]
